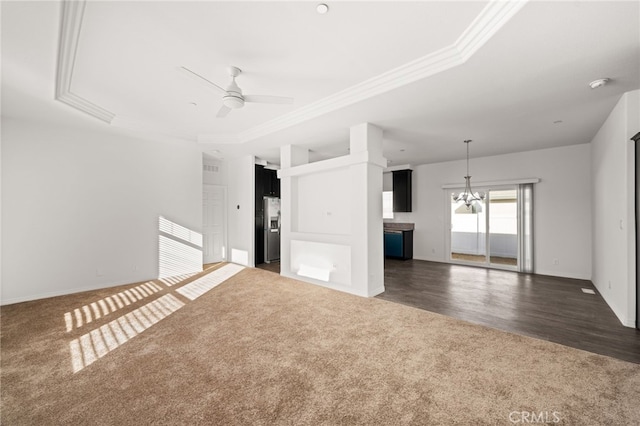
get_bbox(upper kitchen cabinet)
[256,165,280,198]
[392,169,412,212]
[264,168,280,197]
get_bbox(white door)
[203,185,226,264]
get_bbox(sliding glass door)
[450,187,519,270]
[487,189,518,267]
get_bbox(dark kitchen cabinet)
[392,169,412,212]
[255,165,279,199]
[264,168,280,197]
[384,230,413,260]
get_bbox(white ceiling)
[2,1,639,166]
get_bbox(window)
[383,191,394,219]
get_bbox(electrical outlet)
[96,268,103,277]
[553,258,559,265]
[608,280,612,289]
[432,248,436,254]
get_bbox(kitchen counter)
[383,222,415,231]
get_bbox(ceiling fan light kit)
[223,96,244,109]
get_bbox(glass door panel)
[488,189,518,268]
[450,196,486,264]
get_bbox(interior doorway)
[254,164,280,267]
[203,185,226,264]
[449,187,519,270]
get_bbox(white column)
[350,123,385,296]
[279,145,309,277]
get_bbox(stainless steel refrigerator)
[263,196,280,263]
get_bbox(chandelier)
[453,140,485,207]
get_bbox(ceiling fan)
[179,65,294,118]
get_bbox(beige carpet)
[2,265,639,425]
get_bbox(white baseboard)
[534,269,591,281]
[0,279,143,306]
[280,270,374,298]
[0,268,205,306]
[622,318,636,328]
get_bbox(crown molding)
[199,44,462,145]
[56,0,115,123]
[198,0,529,145]
[54,0,527,146]
[456,0,528,60]
[238,45,464,143]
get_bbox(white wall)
[388,144,592,280]
[203,156,227,186]
[1,117,203,304]
[225,155,254,266]
[279,123,385,297]
[296,168,351,235]
[591,90,638,327]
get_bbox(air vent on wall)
[203,164,219,173]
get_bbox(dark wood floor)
[256,261,281,274]
[256,258,640,363]
[379,259,640,364]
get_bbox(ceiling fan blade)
[244,95,294,105]
[216,105,231,118]
[178,66,227,95]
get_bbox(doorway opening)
[255,164,281,272]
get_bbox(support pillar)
[349,123,385,296]
[279,145,309,278]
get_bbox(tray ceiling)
[2,1,639,166]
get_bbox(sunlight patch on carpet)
[69,294,184,373]
[176,263,244,300]
[64,281,164,332]
[158,272,199,287]
[67,263,245,374]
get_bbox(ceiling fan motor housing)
[224,74,244,109]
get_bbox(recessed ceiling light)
[553,120,563,124]
[189,102,197,107]
[316,3,329,14]
[588,78,609,89]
